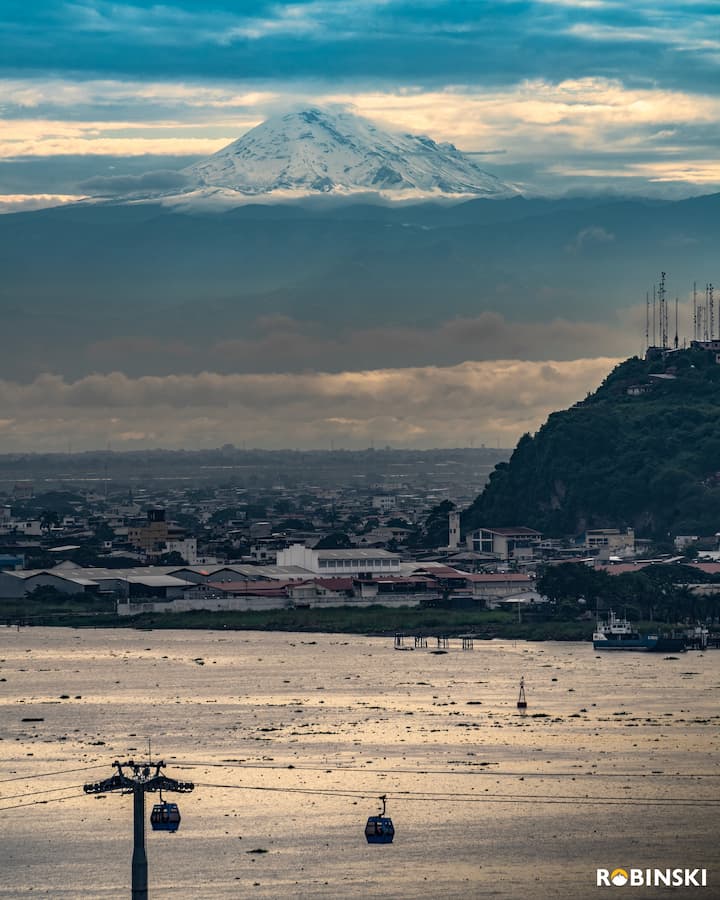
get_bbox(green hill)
[462,348,720,538]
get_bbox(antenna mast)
[693,281,697,341]
[705,283,710,341]
[652,284,657,346]
[659,272,667,348]
[674,297,679,349]
[645,291,649,350]
[710,284,715,341]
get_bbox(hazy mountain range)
[1,190,718,381]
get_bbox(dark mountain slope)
[462,349,720,538]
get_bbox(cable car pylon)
[83,759,194,900]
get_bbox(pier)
[393,633,478,651]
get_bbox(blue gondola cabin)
[150,801,181,832]
[365,796,394,844]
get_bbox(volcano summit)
[183,107,515,199]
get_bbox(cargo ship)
[593,611,686,652]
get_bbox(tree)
[387,517,413,529]
[209,507,239,525]
[315,532,353,550]
[40,510,60,531]
[157,551,186,566]
[414,500,455,549]
[537,563,612,609]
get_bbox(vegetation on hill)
[463,348,720,538]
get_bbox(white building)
[12,520,43,537]
[448,510,461,550]
[164,537,198,565]
[276,544,401,575]
[464,527,542,561]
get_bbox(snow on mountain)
[183,107,515,198]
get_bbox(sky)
[1,0,719,452]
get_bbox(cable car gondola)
[365,795,394,844]
[150,800,181,833]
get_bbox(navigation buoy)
[517,676,527,709]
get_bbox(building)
[463,527,543,562]
[164,537,199,565]
[0,553,24,570]
[462,573,538,607]
[584,528,635,559]
[448,510,461,550]
[276,544,401,575]
[674,535,699,552]
[0,569,98,599]
[127,509,189,558]
[127,509,170,553]
[690,339,720,363]
[626,384,652,396]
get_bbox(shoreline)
[1,604,605,641]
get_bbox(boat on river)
[593,611,686,652]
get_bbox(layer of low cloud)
[79,169,193,195]
[18,312,642,381]
[0,357,620,452]
[0,193,86,213]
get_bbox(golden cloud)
[0,357,621,451]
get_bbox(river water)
[1,628,718,899]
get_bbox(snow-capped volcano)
[184,107,515,198]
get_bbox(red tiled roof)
[293,577,355,590]
[463,573,533,583]
[411,565,466,577]
[688,562,720,574]
[214,580,291,594]
[595,562,651,575]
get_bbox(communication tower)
[658,272,668,348]
[710,284,715,341]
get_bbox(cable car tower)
[84,759,194,900]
